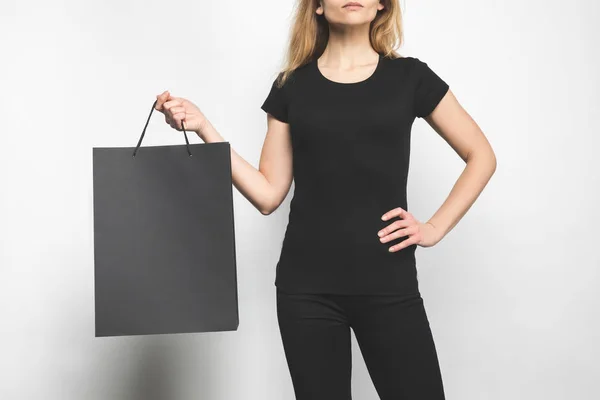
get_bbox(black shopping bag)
[92,100,238,337]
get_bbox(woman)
[155,1,496,398]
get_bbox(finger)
[377,219,410,238]
[378,220,411,241]
[172,113,186,129]
[163,99,182,111]
[381,207,408,221]
[172,112,186,124]
[168,95,184,102]
[169,106,186,115]
[380,224,418,244]
[388,235,418,253]
[155,90,170,111]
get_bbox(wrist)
[194,119,207,136]
[426,221,446,242]
[194,119,224,143]
[194,118,212,140]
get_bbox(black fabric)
[261,73,290,123]
[261,54,449,295]
[276,288,446,399]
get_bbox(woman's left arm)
[379,89,497,251]
[422,88,497,242]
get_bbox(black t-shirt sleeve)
[413,58,449,118]
[261,72,289,123]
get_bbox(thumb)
[155,90,170,110]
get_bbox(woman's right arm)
[197,114,293,215]
[155,90,292,215]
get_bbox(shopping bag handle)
[132,99,192,157]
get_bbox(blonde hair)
[275,0,405,87]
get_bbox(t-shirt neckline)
[313,53,383,86]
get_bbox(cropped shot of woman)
[154,1,496,399]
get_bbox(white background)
[1,0,598,399]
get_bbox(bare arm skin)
[423,89,497,238]
[156,88,494,250]
[379,89,497,251]
[198,88,496,248]
[196,114,293,216]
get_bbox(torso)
[275,53,424,295]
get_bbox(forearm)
[427,148,497,239]
[195,121,276,215]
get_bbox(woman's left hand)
[378,207,443,252]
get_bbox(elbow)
[259,185,287,215]
[260,198,283,215]
[489,149,498,175]
[467,145,497,176]
[259,200,277,216]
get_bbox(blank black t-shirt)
[260,53,449,295]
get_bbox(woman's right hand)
[155,90,208,136]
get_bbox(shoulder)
[273,60,312,84]
[384,55,445,84]
[384,55,423,74]
[268,61,312,98]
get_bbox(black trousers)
[276,287,446,400]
